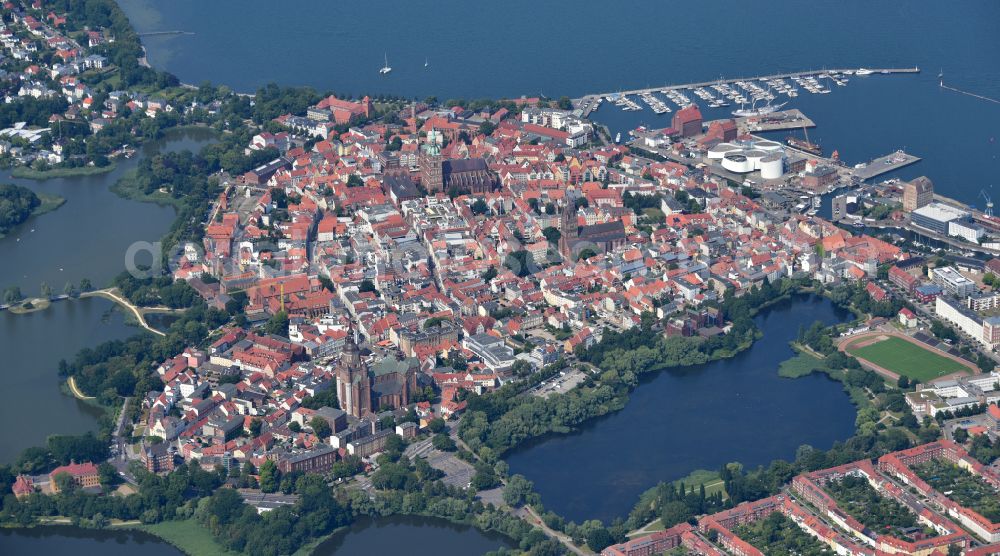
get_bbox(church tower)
[559,203,579,258]
[419,137,444,193]
[336,326,371,418]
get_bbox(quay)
[576,67,920,117]
[736,108,814,133]
[851,150,921,180]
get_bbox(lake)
[312,515,514,556]
[0,297,140,463]
[0,127,217,294]
[0,526,182,556]
[0,128,216,464]
[117,0,1000,206]
[505,295,857,524]
[0,517,513,556]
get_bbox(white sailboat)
[424,57,429,68]
[379,53,392,75]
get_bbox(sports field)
[845,335,970,382]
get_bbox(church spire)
[342,322,361,369]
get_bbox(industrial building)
[910,202,970,235]
[902,176,934,212]
[948,218,986,242]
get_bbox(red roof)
[49,461,99,479]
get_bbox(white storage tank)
[722,152,752,173]
[760,153,784,179]
[754,140,783,152]
[707,142,739,160]
[743,149,766,167]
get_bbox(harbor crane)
[981,188,994,218]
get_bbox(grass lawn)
[778,352,827,378]
[139,518,233,556]
[11,163,116,180]
[673,469,726,498]
[846,336,969,381]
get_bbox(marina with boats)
[575,67,919,117]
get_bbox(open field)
[139,518,232,556]
[843,335,971,382]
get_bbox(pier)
[940,81,1000,105]
[851,150,921,180]
[138,30,195,37]
[736,109,814,133]
[576,67,920,117]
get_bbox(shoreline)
[66,376,96,401]
[9,163,117,181]
[81,289,168,337]
[0,192,65,240]
[7,298,52,314]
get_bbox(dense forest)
[0,183,40,235]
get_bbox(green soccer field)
[846,336,970,381]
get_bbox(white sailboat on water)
[379,53,392,75]
[424,57,429,68]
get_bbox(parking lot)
[529,368,588,398]
[427,450,476,489]
[404,432,477,489]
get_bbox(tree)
[249,418,263,438]
[346,174,363,188]
[503,474,534,507]
[471,462,500,489]
[97,461,121,488]
[427,417,446,434]
[542,226,561,244]
[359,279,377,293]
[53,471,76,494]
[40,282,53,299]
[478,121,496,136]
[897,375,909,389]
[481,265,498,283]
[310,416,331,439]
[470,198,490,215]
[79,278,93,292]
[259,459,279,493]
[504,250,536,278]
[953,427,969,444]
[3,286,22,304]
[586,527,614,552]
[660,500,691,528]
[264,310,289,336]
[556,96,573,110]
[432,433,456,452]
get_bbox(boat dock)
[576,67,920,117]
[736,109,814,133]
[851,150,921,180]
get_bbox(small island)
[0,182,65,239]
